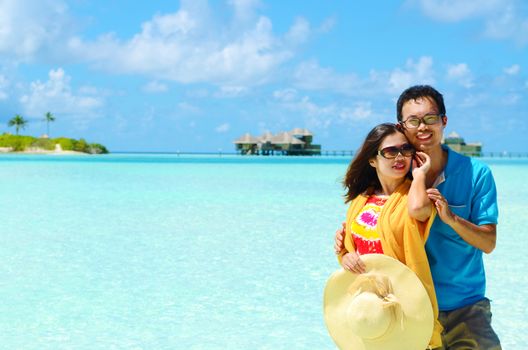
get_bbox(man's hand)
[427,188,456,225]
[334,222,346,255]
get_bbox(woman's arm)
[408,152,433,221]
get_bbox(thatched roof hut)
[234,133,259,144]
[272,132,305,145]
[233,128,320,155]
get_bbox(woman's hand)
[412,151,431,177]
[341,252,366,274]
[427,188,456,225]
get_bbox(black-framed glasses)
[400,114,443,129]
[377,144,415,159]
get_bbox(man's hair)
[396,85,446,122]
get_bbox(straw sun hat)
[323,254,433,350]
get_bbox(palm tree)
[44,111,55,137]
[8,114,28,135]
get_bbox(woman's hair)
[343,123,404,203]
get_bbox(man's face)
[400,96,446,153]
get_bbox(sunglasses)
[400,114,443,129]
[377,144,415,159]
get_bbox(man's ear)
[442,115,448,127]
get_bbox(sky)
[0,0,526,153]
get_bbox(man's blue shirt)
[426,146,498,311]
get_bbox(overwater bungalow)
[443,131,482,157]
[234,128,321,155]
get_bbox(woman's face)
[369,132,412,181]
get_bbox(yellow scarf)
[340,179,443,348]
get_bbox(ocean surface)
[0,153,526,349]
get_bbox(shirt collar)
[432,145,462,187]
[442,144,464,176]
[432,171,445,188]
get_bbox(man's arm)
[427,188,497,253]
[334,222,346,255]
[449,219,496,254]
[334,222,366,273]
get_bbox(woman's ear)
[369,159,376,168]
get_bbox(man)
[334,85,501,349]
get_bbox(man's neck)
[425,145,447,187]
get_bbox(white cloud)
[273,90,376,128]
[446,63,473,88]
[0,0,72,60]
[143,81,168,93]
[483,5,528,46]
[504,64,521,75]
[293,60,360,93]
[318,17,336,33]
[0,1,315,91]
[457,92,488,108]
[78,86,100,95]
[339,103,373,121]
[19,68,104,120]
[285,17,311,44]
[273,88,298,102]
[411,0,503,22]
[274,93,337,128]
[411,0,528,46]
[142,9,197,36]
[214,86,249,98]
[388,56,435,92]
[178,102,201,114]
[228,0,261,22]
[215,122,231,133]
[295,96,335,117]
[68,2,299,87]
[299,100,375,130]
[292,56,435,96]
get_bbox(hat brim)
[323,254,433,350]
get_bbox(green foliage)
[53,137,75,150]
[0,134,34,151]
[74,138,88,152]
[8,114,28,135]
[88,143,109,154]
[0,133,109,154]
[44,112,56,137]
[45,112,55,123]
[31,138,55,150]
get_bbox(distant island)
[234,128,321,155]
[1,112,108,154]
[0,133,108,154]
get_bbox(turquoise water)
[0,154,525,349]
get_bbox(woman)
[336,123,442,349]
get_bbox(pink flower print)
[357,209,378,228]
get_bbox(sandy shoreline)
[0,146,87,155]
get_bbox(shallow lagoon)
[0,154,525,349]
